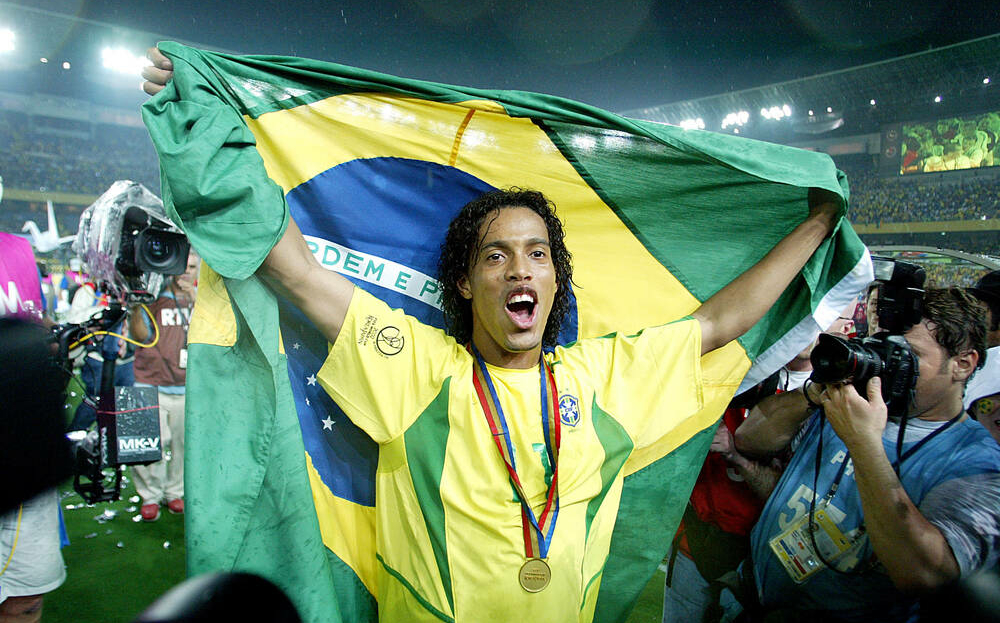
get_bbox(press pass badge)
[768,508,855,583]
[179,348,188,369]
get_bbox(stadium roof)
[622,34,1000,141]
[2,2,1000,116]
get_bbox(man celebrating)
[142,49,855,622]
[966,270,1000,443]
[256,186,838,620]
[736,288,1000,621]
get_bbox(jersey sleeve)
[317,287,466,443]
[555,318,704,449]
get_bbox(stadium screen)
[899,110,1000,175]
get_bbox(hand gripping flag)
[142,42,871,623]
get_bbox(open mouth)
[506,289,538,329]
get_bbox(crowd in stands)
[842,165,1000,225]
[0,199,85,241]
[0,109,159,196]
[2,112,998,228]
[923,262,992,288]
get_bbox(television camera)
[55,181,190,503]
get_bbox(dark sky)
[7,0,1000,112]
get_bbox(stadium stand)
[0,108,159,196]
[837,154,1000,224]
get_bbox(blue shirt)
[751,413,1000,622]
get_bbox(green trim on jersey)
[404,380,455,612]
[377,553,455,623]
[585,399,633,541]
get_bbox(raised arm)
[258,218,355,345]
[734,384,818,458]
[692,188,839,355]
[141,47,353,343]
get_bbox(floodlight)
[62,61,71,70]
[985,78,991,85]
[101,47,148,75]
[40,57,48,63]
[0,28,13,53]
[721,111,749,129]
[870,99,876,106]
[934,95,942,103]
[761,105,790,121]
[808,110,814,116]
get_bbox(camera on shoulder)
[810,257,925,419]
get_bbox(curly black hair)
[437,188,573,348]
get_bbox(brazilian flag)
[142,42,871,623]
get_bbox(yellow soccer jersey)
[319,287,706,622]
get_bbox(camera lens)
[145,237,169,261]
[133,228,190,275]
[139,231,184,272]
[810,334,883,385]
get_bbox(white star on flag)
[306,374,317,386]
[293,342,301,350]
[322,416,335,430]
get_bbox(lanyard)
[468,344,561,560]
[817,409,965,506]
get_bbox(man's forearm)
[693,202,837,354]
[735,387,814,458]
[127,306,151,343]
[850,438,960,593]
[258,218,354,345]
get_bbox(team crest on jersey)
[559,394,580,427]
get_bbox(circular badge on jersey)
[375,326,405,356]
[559,394,580,427]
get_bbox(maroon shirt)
[134,293,191,387]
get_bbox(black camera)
[810,333,919,419]
[117,205,190,288]
[75,180,189,304]
[810,257,925,419]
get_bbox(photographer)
[662,313,856,623]
[128,251,199,522]
[734,288,1000,622]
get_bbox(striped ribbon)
[469,344,561,559]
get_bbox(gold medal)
[518,558,551,592]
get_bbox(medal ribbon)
[469,344,560,560]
